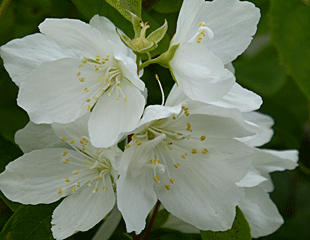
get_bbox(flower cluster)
[0,0,298,239]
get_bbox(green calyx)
[117,11,168,55]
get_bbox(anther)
[69,140,75,144]
[192,149,197,154]
[62,151,68,156]
[87,105,91,111]
[202,148,208,154]
[125,144,130,149]
[63,159,69,164]
[92,188,98,193]
[116,94,121,100]
[165,185,170,190]
[124,97,128,104]
[57,188,62,194]
[86,98,90,102]
[80,78,85,82]
[117,82,122,86]
[76,72,81,77]
[201,136,206,141]
[73,169,79,175]
[65,177,70,182]
[174,164,180,168]
[153,176,160,183]
[77,182,81,187]
[87,182,92,187]
[172,116,176,120]
[82,59,87,64]
[136,140,142,146]
[169,179,175,184]
[79,64,83,68]
[61,137,67,141]
[84,88,89,93]
[132,134,137,139]
[96,177,101,181]
[100,89,105,93]
[72,187,76,193]
[186,122,191,126]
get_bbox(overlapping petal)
[173,0,260,64]
[52,179,115,240]
[170,43,235,103]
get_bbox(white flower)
[167,0,260,104]
[0,114,120,240]
[117,100,260,233]
[236,112,298,238]
[0,15,146,148]
[161,112,298,238]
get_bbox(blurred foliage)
[0,0,309,239]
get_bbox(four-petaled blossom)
[0,15,146,148]
[0,114,120,240]
[117,94,261,233]
[161,112,298,238]
[167,0,260,104]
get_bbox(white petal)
[89,80,145,148]
[114,46,144,91]
[138,105,182,129]
[0,34,81,87]
[238,112,274,147]
[211,83,262,112]
[0,148,97,204]
[172,0,205,45]
[39,18,113,57]
[239,186,284,238]
[174,0,260,64]
[52,177,115,239]
[117,136,165,233]
[170,102,260,137]
[165,84,189,107]
[252,148,298,176]
[155,138,252,231]
[15,121,69,153]
[90,15,136,59]
[170,43,235,103]
[236,166,267,187]
[17,58,99,124]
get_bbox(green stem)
[0,0,11,22]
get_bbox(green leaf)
[270,0,310,100]
[234,44,287,97]
[0,203,59,240]
[200,207,251,240]
[152,0,183,14]
[105,0,142,22]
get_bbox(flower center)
[75,55,128,112]
[56,136,113,195]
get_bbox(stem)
[0,0,11,22]
[132,232,140,240]
[142,200,161,240]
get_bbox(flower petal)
[0,148,97,204]
[88,80,145,148]
[166,102,260,138]
[52,177,115,239]
[117,136,165,233]
[239,186,284,238]
[17,58,99,124]
[170,43,235,103]
[238,112,274,147]
[90,15,136,59]
[15,121,69,153]
[0,33,81,87]
[252,148,298,176]
[211,83,262,112]
[39,18,113,57]
[236,166,267,188]
[154,138,253,231]
[173,0,260,64]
